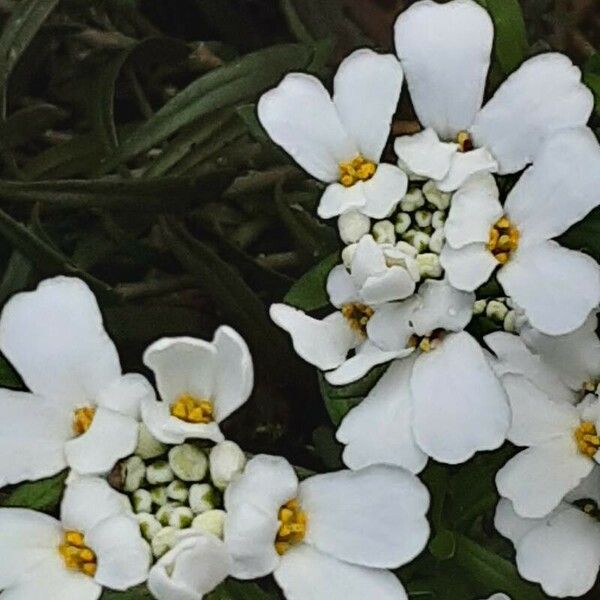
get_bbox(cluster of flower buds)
[472,296,524,333]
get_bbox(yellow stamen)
[488,216,519,264]
[72,407,96,436]
[59,530,97,577]
[341,303,374,336]
[574,421,600,458]
[275,498,307,555]
[339,155,377,187]
[456,130,473,152]
[408,331,443,353]
[170,394,214,424]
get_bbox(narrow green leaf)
[312,424,343,470]
[209,579,275,600]
[2,470,67,512]
[0,104,65,149]
[283,252,338,311]
[428,530,456,561]
[0,250,32,305]
[101,586,152,600]
[485,0,528,74]
[559,206,600,262]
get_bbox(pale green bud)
[151,526,177,559]
[191,509,226,539]
[150,486,168,507]
[372,220,396,245]
[415,210,432,228]
[135,423,167,460]
[416,253,442,278]
[337,210,370,245]
[189,483,218,514]
[428,228,445,254]
[156,502,182,527]
[395,212,412,234]
[400,188,425,212]
[123,456,146,492]
[473,299,487,315]
[168,444,208,482]
[166,480,189,503]
[341,243,357,268]
[132,489,152,513]
[411,231,431,253]
[486,300,509,322]
[503,310,517,333]
[423,180,450,210]
[431,210,446,230]
[209,441,246,491]
[146,460,174,485]
[135,512,162,541]
[168,506,194,529]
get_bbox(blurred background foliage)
[0,0,598,598]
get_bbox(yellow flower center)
[456,130,473,152]
[342,303,374,336]
[408,332,443,352]
[72,406,96,436]
[575,421,600,458]
[487,217,519,265]
[170,394,214,424]
[59,530,97,577]
[339,155,377,187]
[275,498,307,555]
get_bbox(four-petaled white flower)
[0,476,150,599]
[439,129,600,335]
[487,330,600,518]
[393,0,593,192]
[223,454,430,600]
[258,48,408,220]
[271,235,417,385]
[141,326,253,444]
[336,278,510,467]
[0,277,155,485]
[148,531,231,600]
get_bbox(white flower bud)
[168,506,194,529]
[423,180,450,210]
[400,188,425,212]
[473,299,487,315]
[341,243,357,269]
[191,510,227,539]
[429,228,445,254]
[337,210,370,244]
[431,210,446,230]
[151,526,178,559]
[486,300,509,322]
[503,310,517,333]
[132,489,153,513]
[416,253,443,278]
[156,502,182,526]
[166,480,189,503]
[415,210,432,228]
[372,220,396,245]
[209,441,246,491]
[150,486,168,507]
[189,483,219,514]
[123,456,146,492]
[395,212,412,234]
[168,444,208,482]
[135,423,167,460]
[411,231,431,253]
[135,512,162,541]
[146,460,174,485]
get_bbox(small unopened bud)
[156,503,182,527]
[135,512,162,541]
[166,480,189,503]
[395,212,412,234]
[168,444,208,482]
[337,210,370,244]
[372,220,396,245]
[151,526,177,558]
[341,243,357,268]
[168,506,194,529]
[189,483,219,514]
[423,180,450,210]
[394,241,418,258]
[416,253,442,278]
[486,300,509,322]
[135,423,167,460]
[209,441,246,491]
[411,231,431,253]
[132,489,152,513]
[146,461,174,485]
[415,210,432,228]
[473,300,487,315]
[431,210,446,230]
[400,189,425,212]
[123,456,146,492]
[191,509,226,539]
[150,486,168,507]
[503,310,517,333]
[429,229,445,254]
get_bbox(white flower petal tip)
[141,327,253,444]
[148,532,231,600]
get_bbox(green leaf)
[312,424,343,470]
[283,252,338,311]
[101,586,152,600]
[209,579,276,600]
[0,104,65,150]
[559,206,600,262]
[428,529,456,561]
[2,470,67,512]
[0,250,32,305]
[0,352,21,388]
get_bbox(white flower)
[0,277,155,485]
[393,0,593,191]
[439,129,600,335]
[141,326,253,444]
[223,455,429,600]
[209,440,247,490]
[0,476,150,599]
[148,531,231,600]
[270,235,416,385]
[486,331,600,518]
[336,278,510,467]
[495,470,600,598]
[258,48,408,219]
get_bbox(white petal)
[64,407,139,476]
[494,497,543,545]
[213,325,253,422]
[500,374,579,447]
[95,373,155,420]
[506,127,600,246]
[360,164,408,219]
[337,356,428,473]
[567,467,600,505]
[394,0,493,140]
[0,390,70,487]
[257,73,356,182]
[61,476,129,535]
[411,279,474,335]
[318,181,367,219]
[394,128,457,180]
[361,268,416,304]
[515,506,600,598]
[412,332,510,463]
[444,173,502,248]
[224,455,298,579]
[143,337,217,405]
[496,439,593,518]
[270,305,355,371]
[437,148,498,192]
[300,464,429,568]
[87,513,150,590]
[148,533,231,600]
[334,49,403,162]
[349,234,387,289]
[0,276,120,407]
[274,544,408,600]
[498,241,600,335]
[366,300,419,352]
[472,54,594,174]
[440,243,499,292]
[327,265,359,308]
